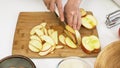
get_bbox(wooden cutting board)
[12,12,99,58]
[95,40,120,68]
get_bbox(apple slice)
[50,31,58,44]
[29,44,40,52]
[80,8,87,17]
[75,30,81,45]
[43,27,48,36]
[29,40,43,50]
[30,35,41,43]
[65,25,75,34]
[82,35,100,53]
[48,29,54,36]
[82,15,97,29]
[65,37,77,48]
[40,35,55,45]
[59,34,66,45]
[30,22,47,35]
[35,29,44,37]
[39,47,52,56]
[64,30,76,43]
[41,42,52,52]
[55,45,64,49]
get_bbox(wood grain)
[95,40,120,68]
[12,12,99,58]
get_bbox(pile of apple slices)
[28,23,81,56]
[29,23,63,56]
[80,8,97,29]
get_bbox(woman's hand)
[43,0,64,21]
[64,0,81,30]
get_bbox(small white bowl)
[57,57,91,68]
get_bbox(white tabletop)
[0,0,120,68]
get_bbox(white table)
[0,0,119,68]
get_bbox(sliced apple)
[59,34,66,45]
[64,30,76,43]
[82,35,100,53]
[29,40,43,50]
[30,35,41,42]
[80,8,87,17]
[43,27,48,36]
[40,35,55,45]
[82,15,97,29]
[29,44,40,52]
[48,29,54,36]
[30,22,47,35]
[35,29,44,37]
[41,42,52,52]
[65,25,75,34]
[75,30,81,45]
[55,45,64,49]
[65,37,77,48]
[39,47,52,56]
[50,31,58,44]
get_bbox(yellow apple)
[82,15,97,29]
[81,35,100,53]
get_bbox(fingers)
[73,13,78,30]
[76,12,81,30]
[66,13,73,27]
[43,0,55,12]
[50,0,55,12]
[56,0,64,21]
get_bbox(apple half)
[82,15,97,29]
[81,35,100,54]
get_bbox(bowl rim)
[0,55,36,68]
[57,56,91,68]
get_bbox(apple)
[50,31,58,44]
[29,44,40,52]
[80,8,87,17]
[81,15,97,29]
[65,25,75,34]
[55,45,64,49]
[65,37,77,48]
[64,30,76,43]
[30,35,41,42]
[75,30,81,45]
[40,35,55,45]
[59,34,66,45]
[30,22,46,35]
[41,42,52,52]
[29,39,43,52]
[81,35,100,54]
